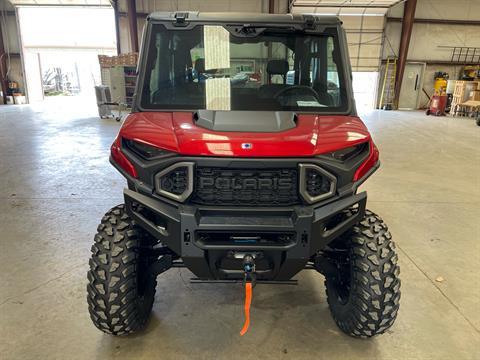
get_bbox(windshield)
[140,24,348,112]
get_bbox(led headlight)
[123,138,174,160]
[321,142,369,162]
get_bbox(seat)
[259,59,290,99]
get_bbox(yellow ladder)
[379,57,397,110]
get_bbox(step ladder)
[379,57,397,110]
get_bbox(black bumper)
[124,189,366,281]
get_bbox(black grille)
[191,167,300,206]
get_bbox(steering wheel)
[274,85,319,100]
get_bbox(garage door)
[291,0,402,72]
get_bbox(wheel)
[324,210,401,338]
[426,109,430,115]
[87,204,157,335]
[476,117,480,126]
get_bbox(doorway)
[398,63,425,110]
[17,6,116,104]
[352,72,379,113]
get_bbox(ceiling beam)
[119,11,147,18]
[387,17,480,26]
[8,3,110,7]
[291,0,404,6]
[292,4,393,8]
[393,0,417,109]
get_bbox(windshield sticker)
[206,78,231,111]
[297,100,326,107]
[204,26,230,71]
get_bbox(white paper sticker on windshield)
[297,100,326,107]
[206,78,231,111]
[204,26,230,71]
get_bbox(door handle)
[414,74,419,91]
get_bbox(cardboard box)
[470,90,480,101]
[98,53,138,68]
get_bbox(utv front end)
[87,11,400,339]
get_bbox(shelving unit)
[451,80,479,115]
[123,66,137,108]
[99,65,137,108]
[98,54,138,109]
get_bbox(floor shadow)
[97,269,379,358]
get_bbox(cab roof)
[147,11,341,26]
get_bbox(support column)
[0,21,9,104]
[269,0,275,13]
[112,0,122,55]
[393,0,417,108]
[267,0,275,60]
[127,0,139,53]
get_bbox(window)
[140,24,348,112]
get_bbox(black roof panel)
[147,11,341,25]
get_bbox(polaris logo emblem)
[198,177,293,191]
[241,143,253,150]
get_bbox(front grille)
[191,167,300,206]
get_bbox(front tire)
[325,210,401,338]
[87,204,157,335]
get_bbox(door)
[23,51,44,103]
[398,63,425,110]
[109,66,126,103]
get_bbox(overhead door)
[291,0,402,72]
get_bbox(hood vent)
[194,110,297,133]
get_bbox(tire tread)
[87,204,156,336]
[326,210,401,338]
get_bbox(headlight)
[321,142,369,162]
[123,138,174,160]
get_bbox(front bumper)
[124,188,366,281]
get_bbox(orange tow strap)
[240,282,253,336]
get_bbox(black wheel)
[476,117,480,126]
[324,210,401,338]
[87,204,157,335]
[426,109,431,115]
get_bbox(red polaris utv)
[87,12,400,338]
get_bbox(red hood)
[119,112,371,157]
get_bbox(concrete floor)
[0,98,479,359]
